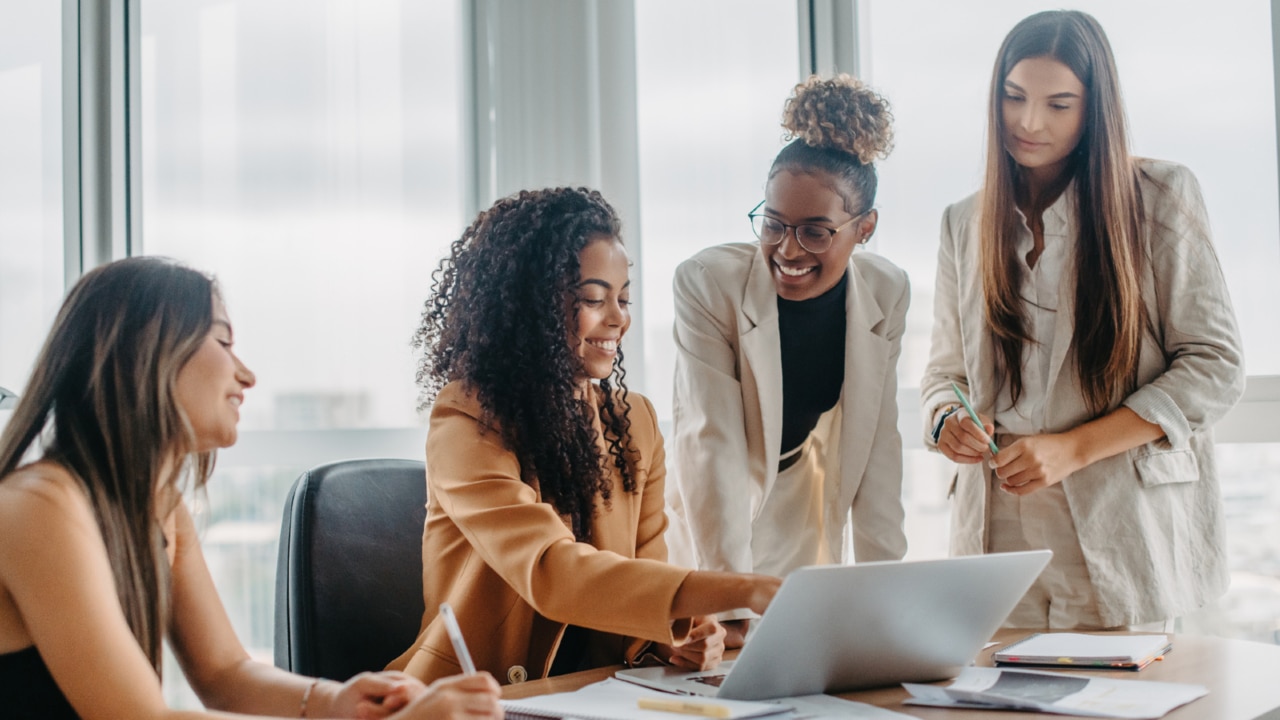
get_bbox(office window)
[634,0,801,423]
[0,0,63,417]
[140,0,462,705]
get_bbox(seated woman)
[0,257,502,720]
[388,187,781,685]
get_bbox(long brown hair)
[0,257,217,672]
[980,10,1145,416]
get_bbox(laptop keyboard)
[691,674,726,688]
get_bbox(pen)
[637,697,733,719]
[438,602,477,675]
[951,382,1000,455]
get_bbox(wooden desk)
[502,630,1280,719]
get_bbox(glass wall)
[634,0,801,423]
[139,0,463,705]
[0,0,63,421]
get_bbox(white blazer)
[921,159,1245,626]
[666,242,910,577]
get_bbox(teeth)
[229,397,242,407]
[777,264,814,277]
[587,339,617,351]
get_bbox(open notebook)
[617,551,1052,700]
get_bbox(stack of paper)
[903,667,1207,719]
[993,633,1172,671]
[504,679,915,720]
[503,679,788,720]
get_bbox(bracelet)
[300,678,321,718]
[931,404,961,443]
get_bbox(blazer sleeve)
[850,267,909,561]
[1122,164,1245,448]
[920,202,971,447]
[427,390,692,643]
[670,257,756,574]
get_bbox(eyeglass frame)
[747,200,872,254]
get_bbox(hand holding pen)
[384,603,501,720]
[937,382,999,465]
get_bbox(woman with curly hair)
[387,187,780,685]
[665,75,910,645]
[0,257,501,720]
[923,11,1243,628]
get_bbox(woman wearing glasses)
[666,75,908,644]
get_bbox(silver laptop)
[616,550,1051,700]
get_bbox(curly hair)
[412,187,636,541]
[772,74,895,215]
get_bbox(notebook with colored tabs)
[992,632,1172,671]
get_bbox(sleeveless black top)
[1,645,80,718]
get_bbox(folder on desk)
[993,633,1172,671]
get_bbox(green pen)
[951,381,1000,455]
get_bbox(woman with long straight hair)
[922,10,1244,629]
[0,257,501,719]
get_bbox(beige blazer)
[921,159,1245,626]
[387,382,692,684]
[666,242,910,577]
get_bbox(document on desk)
[902,667,1207,719]
[503,679,914,720]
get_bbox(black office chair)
[273,458,428,680]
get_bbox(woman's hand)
[390,673,503,720]
[720,619,750,649]
[323,671,424,718]
[666,616,727,671]
[938,411,996,464]
[992,434,1084,496]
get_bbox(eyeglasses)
[747,200,867,254]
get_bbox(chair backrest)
[273,458,427,680]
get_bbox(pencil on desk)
[637,697,733,718]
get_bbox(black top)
[1,645,80,719]
[777,271,848,456]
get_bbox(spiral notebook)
[502,678,789,720]
[992,633,1172,671]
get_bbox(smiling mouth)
[586,339,618,351]
[774,262,815,278]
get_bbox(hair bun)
[781,74,894,164]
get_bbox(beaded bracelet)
[300,678,321,718]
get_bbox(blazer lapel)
[833,259,888,515]
[1041,190,1078,409]
[740,250,784,498]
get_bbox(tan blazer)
[386,383,692,684]
[665,243,910,577]
[921,159,1245,626]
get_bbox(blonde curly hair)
[781,74,894,164]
